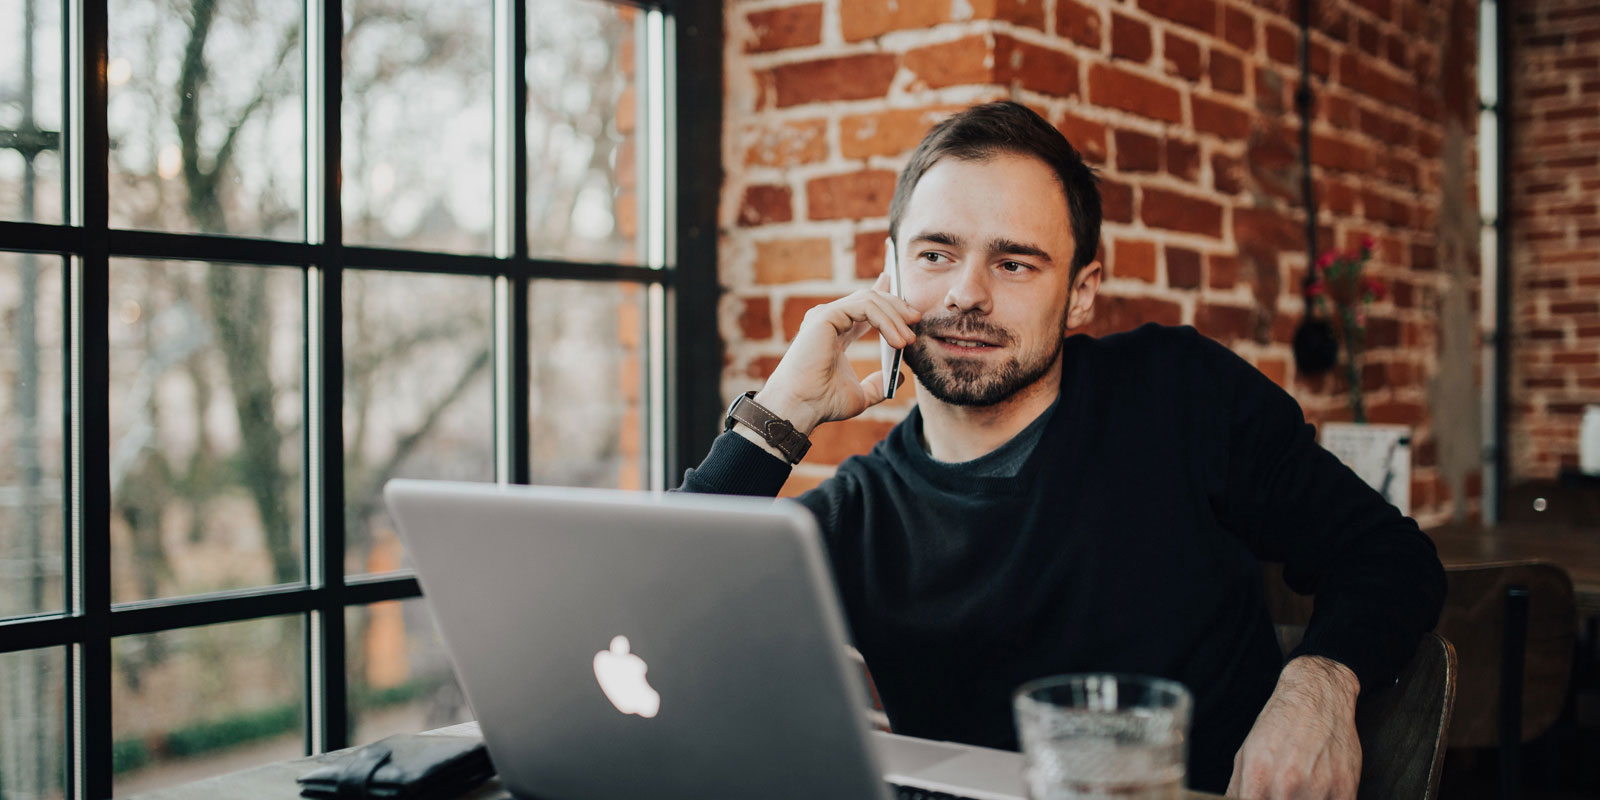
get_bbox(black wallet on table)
[297,734,495,800]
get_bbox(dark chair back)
[1275,626,1457,800]
[1354,632,1457,800]
[1435,561,1575,749]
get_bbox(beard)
[902,310,1066,407]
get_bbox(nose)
[942,259,992,315]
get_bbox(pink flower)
[1316,250,1337,270]
[1360,235,1376,253]
[1307,280,1327,297]
[1362,276,1386,300]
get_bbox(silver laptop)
[384,479,1026,800]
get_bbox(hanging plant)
[1306,237,1386,423]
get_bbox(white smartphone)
[879,236,904,399]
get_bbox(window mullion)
[308,0,350,755]
[667,0,723,486]
[67,0,113,792]
[491,0,527,485]
[510,0,530,485]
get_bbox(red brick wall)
[719,0,1482,526]
[1511,0,1600,479]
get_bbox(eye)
[919,251,949,264]
[999,261,1032,273]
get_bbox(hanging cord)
[1298,0,1318,312]
[1290,0,1338,374]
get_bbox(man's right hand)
[742,274,921,454]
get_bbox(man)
[682,101,1444,798]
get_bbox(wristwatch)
[724,391,812,465]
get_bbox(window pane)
[112,616,304,795]
[0,253,65,618]
[1478,108,1498,223]
[107,0,304,238]
[530,280,647,489]
[527,0,646,265]
[108,260,305,603]
[343,271,492,577]
[0,0,65,224]
[0,647,66,800]
[343,0,492,252]
[347,598,472,745]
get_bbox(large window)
[0,0,719,795]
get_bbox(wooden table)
[1428,522,1600,618]
[125,721,1225,799]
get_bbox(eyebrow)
[989,237,1054,263]
[909,231,1055,264]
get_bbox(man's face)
[896,152,1096,407]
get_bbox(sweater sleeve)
[1200,333,1446,692]
[676,428,867,575]
[677,431,864,555]
[676,431,794,496]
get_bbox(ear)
[1064,261,1102,332]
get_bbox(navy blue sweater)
[681,324,1445,792]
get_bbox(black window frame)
[0,0,722,795]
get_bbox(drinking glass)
[1013,674,1192,800]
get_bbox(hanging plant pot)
[1292,317,1339,375]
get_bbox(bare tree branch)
[347,346,491,531]
[177,0,222,230]
[208,24,301,191]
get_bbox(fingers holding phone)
[880,237,906,399]
[755,273,919,433]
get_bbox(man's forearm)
[1229,655,1363,798]
[1279,655,1360,710]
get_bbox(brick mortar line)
[733,0,821,11]
[740,20,1004,68]
[727,85,1018,124]
[1016,91,1194,137]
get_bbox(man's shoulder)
[1079,323,1220,370]
[1068,324,1254,412]
[1095,321,1205,349]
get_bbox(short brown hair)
[888,101,1102,276]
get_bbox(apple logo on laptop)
[593,635,660,718]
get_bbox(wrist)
[731,424,791,463]
[752,387,823,437]
[1280,655,1360,710]
[725,391,814,465]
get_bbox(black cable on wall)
[1291,0,1339,375]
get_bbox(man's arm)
[1192,330,1445,800]
[1227,656,1361,799]
[1202,329,1445,689]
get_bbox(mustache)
[910,314,1014,346]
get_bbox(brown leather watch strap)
[725,392,812,465]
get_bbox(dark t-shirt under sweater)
[924,394,1058,478]
[680,324,1445,793]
